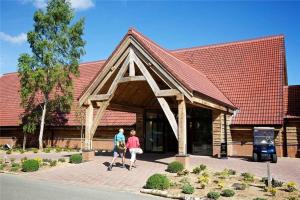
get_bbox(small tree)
[18,0,85,150]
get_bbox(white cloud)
[0,32,27,44]
[21,0,94,11]
[69,0,94,11]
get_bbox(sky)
[0,0,299,85]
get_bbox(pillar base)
[175,154,190,169]
[82,150,95,161]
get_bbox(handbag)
[136,148,143,154]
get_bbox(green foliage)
[262,177,284,188]
[179,177,190,185]
[10,158,16,163]
[22,159,39,172]
[58,158,65,162]
[269,187,277,196]
[55,147,62,153]
[42,158,52,163]
[10,163,21,172]
[241,172,254,182]
[18,0,85,144]
[181,183,194,194]
[199,164,207,171]
[145,174,170,190]
[287,196,298,200]
[6,149,12,154]
[253,198,267,200]
[32,148,38,153]
[70,154,82,164]
[207,191,221,200]
[34,157,43,166]
[21,157,28,163]
[0,158,3,164]
[285,182,297,192]
[19,149,26,154]
[221,189,235,197]
[192,167,201,174]
[50,160,57,167]
[43,148,51,153]
[0,164,5,170]
[166,161,184,173]
[177,169,189,176]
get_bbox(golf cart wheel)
[271,154,277,163]
[253,153,258,162]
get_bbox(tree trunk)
[23,133,27,150]
[39,102,47,150]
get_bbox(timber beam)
[89,94,111,102]
[119,76,146,83]
[155,89,180,97]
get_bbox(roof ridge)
[129,28,235,108]
[129,28,208,79]
[171,34,284,53]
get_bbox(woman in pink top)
[126,129,141,170]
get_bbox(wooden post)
[176,96,189,168]
[84,103,93,150]
[177,97,187,155]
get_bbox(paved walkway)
[18,153,300,192]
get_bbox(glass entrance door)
[145,112,164,152]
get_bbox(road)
[0,174,162,200]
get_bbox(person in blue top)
[107,128,126,171]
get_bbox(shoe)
[107,165,112,171]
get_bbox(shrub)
[10,158,16,163]
[70,154,82,164]
[50,160,57,167]
[202,171,209,178]
[43,148,51,153]
[21,157,27,163]
[181,183,194,194]
[11,162,20,168]
[0,164,4,170]
[285,182,297,192]
[55,147,62,153]
[221,189,235,197]
[32,148,38,153]
[34,157,43,166]
[228,169,236,175]
[42,158,52,163]
[0,158,3,164]
[253,198,267,200]
[58,158,66,163]
[232,182,247,190]
[218,181,225,189]
[145,174,170,190]
[19,149,25,154]
[241,172,254,182]
[207,191,220,200]
[166,161,184,173]
[192,167,201,174]
[262,177,284,187]
[269,187,276,196]
[22,159,39,172]
[6,149,12,154]
[200,164,207,171]
[198,175,209,189]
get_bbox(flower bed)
[142,163,300,200]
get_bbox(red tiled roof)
[0,29,288,126]
[0,61,136,127]
[284,85,300,119]
[172,35,286,125]
[128,28,235,108]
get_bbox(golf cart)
[253,127,277,163]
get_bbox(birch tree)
[18,0,85,150]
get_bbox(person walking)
[126,129,142,171]
[107,128,126,171]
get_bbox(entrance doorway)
[187,108,212,155]
[145,111,178,153]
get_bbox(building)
[0,28,299,158]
